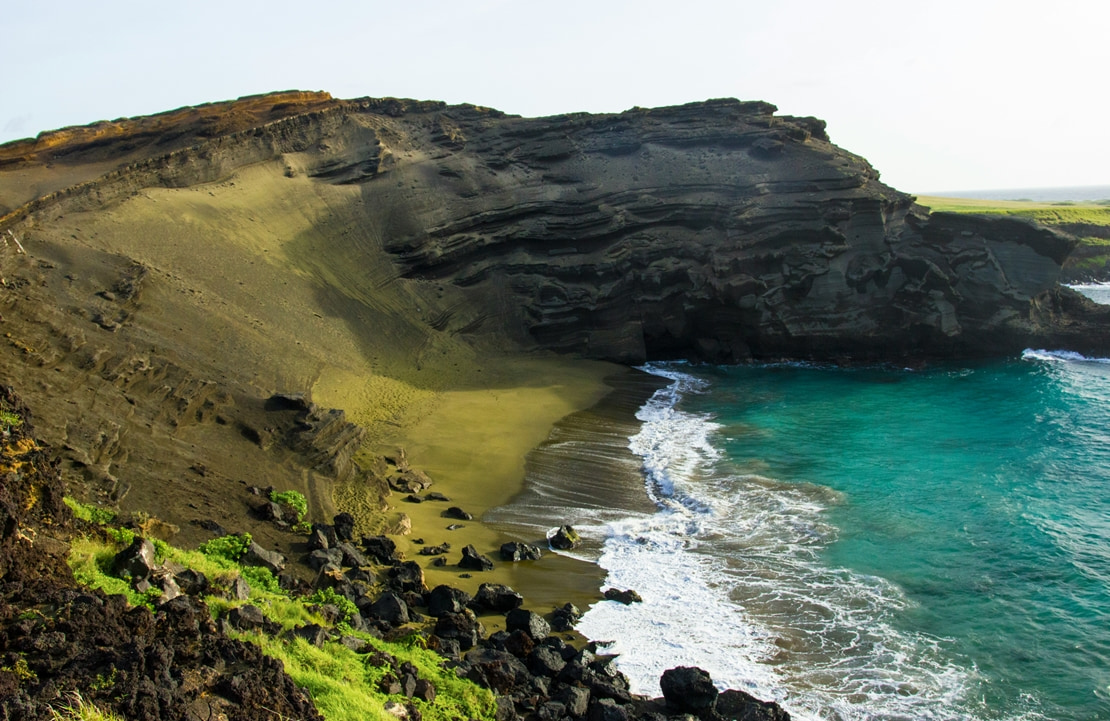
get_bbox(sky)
[2,0,1107,193]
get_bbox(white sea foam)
[1022,348,1110,364]
[576,363,1038,721]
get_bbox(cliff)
[0,90,1106,541]
[4,93,1105,368]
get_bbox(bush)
[199,533,252,563]
[270,490,308,522]
[308,587,358,623]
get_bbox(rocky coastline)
[3,90,1110,720]
[1,387,789,720]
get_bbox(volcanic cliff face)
[1,93,1108,516]
[4,93,1106,368]
[337,98,1103,362]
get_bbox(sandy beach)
[314,355,663,619]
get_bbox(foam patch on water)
[1023,348,1110,364]
[577,364,1044,721]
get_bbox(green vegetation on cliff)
[917,196,1110,282]
[916,195,1110,224]
[64,500,497,721]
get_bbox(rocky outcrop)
[357,99,1109,362]
[5,92,1105,364]
[0,389,322,721]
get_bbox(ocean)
[491,286,1110,721]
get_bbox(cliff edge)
[3,92,1105,367]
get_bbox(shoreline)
[314,354,666,618]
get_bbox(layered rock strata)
[4,93,1105,364]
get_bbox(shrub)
[270,490,308,522]
[199,533,252,563]
[308,587,358,623]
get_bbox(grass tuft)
[48,692,126,721]
[63,497,117,525]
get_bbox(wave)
[1022,348,1110,364]
[576,363,1042,721]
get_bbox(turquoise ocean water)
[571,330,1110,719]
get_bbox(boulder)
[434,610,484,650]
[551,602,582,631]
[227,576,251,601]
[443,506,474,521]
[539,636,576,660]
[428,635,462,660]
[459,545,495,571]
[418,542,451,556]
[333,512,355,542]
[226,604,266,631]
[340,635,373,654]
[715,689,792,721]
[258,501,287,523]
[345,566,375,584]
[242,541,286,574]
[112,537,158,581]
[427,585,473,617]
[380,673,402,695]
[555,685,591,718]
[314,603,343,625]
[472,583,524,612]
[587,698,629,721]
[400,671,418,698]
[528,645,567,678]
[308,525,333,550]
[413,679,436,703]
[362,535,401,565]
[459,647,532,694]
[389,469,434,494]
[425,492,451,502]
[369,592,410,626]
[172,568,208,596]
[294,623,329,647]
[152,573,182,603]
[500,541,543,562]
[308,547,344,570]
[660,666,718,712]
[387,561,427,594]
[603,588,643,605]
[547,525,580,550]
[538,702,566,721]
[313,566,345,590]
[501,629,536,658]
[506,608,550,640]
[336,542,369,568]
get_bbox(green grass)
[63,497,117,525]
[68,536,163,608]
[62,498,497,721]
[48,692,126,721]
[238,631,496,721]
[916,195,1110,227]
